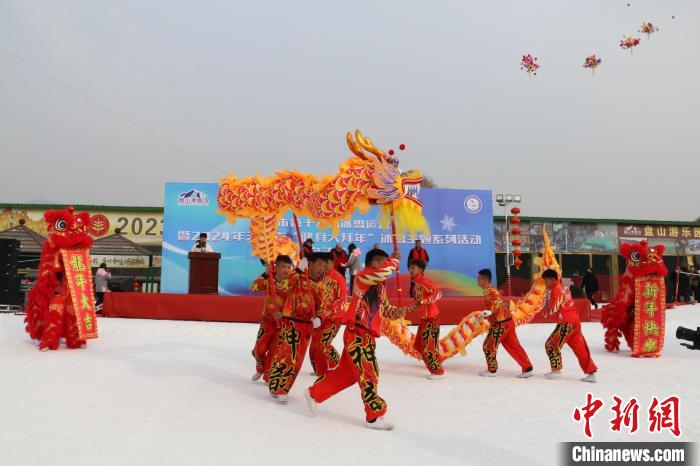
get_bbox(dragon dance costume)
[543,281,597,375]
[308,257,406,422]
[308,268,347,377]
[482,285,532,374]
[411,274,444,376]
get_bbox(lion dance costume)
[601,241,667,357]
[25,207,99,351]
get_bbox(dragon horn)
[355,130,385,158]
[346,131,369,160]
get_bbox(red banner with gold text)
[632,276,665,357]
[61,249,99,340]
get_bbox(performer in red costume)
[308,253,347,377]
[408,259,445,379]
[267,253,324,403]
[477,269,533,378]
[304,249,416,430]
[541,269,598,383]
[25,207,97,351]
[250,255,296,382]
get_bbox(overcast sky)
[1,1,697,220]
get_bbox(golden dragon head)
[346,130,429,236]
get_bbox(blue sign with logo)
[161,183,495,296]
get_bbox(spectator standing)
[581,268,599,309]
[690,265,699,304]
[94,262,111,312]
[331,243,349,277]
[343,243,363,292]
[678,266,691,302]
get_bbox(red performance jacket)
[412,274,441,320]
[483,285,511,323]
[251,272,300,320]
[282,272,322,322]
[313,269,348,322]
[343,258,402,337]
[543,280,580,324]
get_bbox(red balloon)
[399,144,406,150]
[388,149,395,155]
[511,207,521,215]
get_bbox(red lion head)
[619,241,667,277]
[44,207,93,249]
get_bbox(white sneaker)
[545,370,562,379]
[251,372,262,381]
[517,370,534,379]
[277,394,289,404]
[303,389,318,417]
[479,370,497,377]
[427,373,446,380]
[366,417,394,431]
[581,372,597,383]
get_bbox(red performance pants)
[309,321,341,376]
[309,326,387,422]
[482,318,532,373]
[413,318,444,375]
[252,319,279,376]
[268,318,313,396]
[545,322,598,374]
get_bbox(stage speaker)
[0,239,21,304]
[109,276,134,292]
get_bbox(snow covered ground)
[1,307,698,466]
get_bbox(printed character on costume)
[266,253,324,402]
[304,249,416,430]
[476,269,533,378]
[408,259,445,378]
[541,269,598,383]
[250,255,298,382]
[309,253,348,377]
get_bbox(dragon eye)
[630,251,641,262]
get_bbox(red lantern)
[511,239,522,246]
[512,227,521,235]
[515,258,523,267]
[511,207,521,215]
[513,249,522,257]
[511,217,522,225]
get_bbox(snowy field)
[1,307,698,466]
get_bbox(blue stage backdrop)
[161,184,495,297]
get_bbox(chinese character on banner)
[177,231,191,241]
[655,226,667,237]
[69,254,86,272]
[354,233,368,243]
[681,227,691,238]
[633,276,666,357]
[644,226,654,237]
[694,228,700,239]
[648,396,681,437]
[610,396,639,434]
[573,393,604,438]
[668,226,679,238]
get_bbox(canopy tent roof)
[91,232,153,257]
[0,223,45,254]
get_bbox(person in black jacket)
[581,268,599,309]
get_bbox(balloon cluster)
[619,35,641,52]
[639,21,659,37]
[510,207,523,269]
[520,54,539,76]
[582,54,602,73]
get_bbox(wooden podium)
[187,252,221,294]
